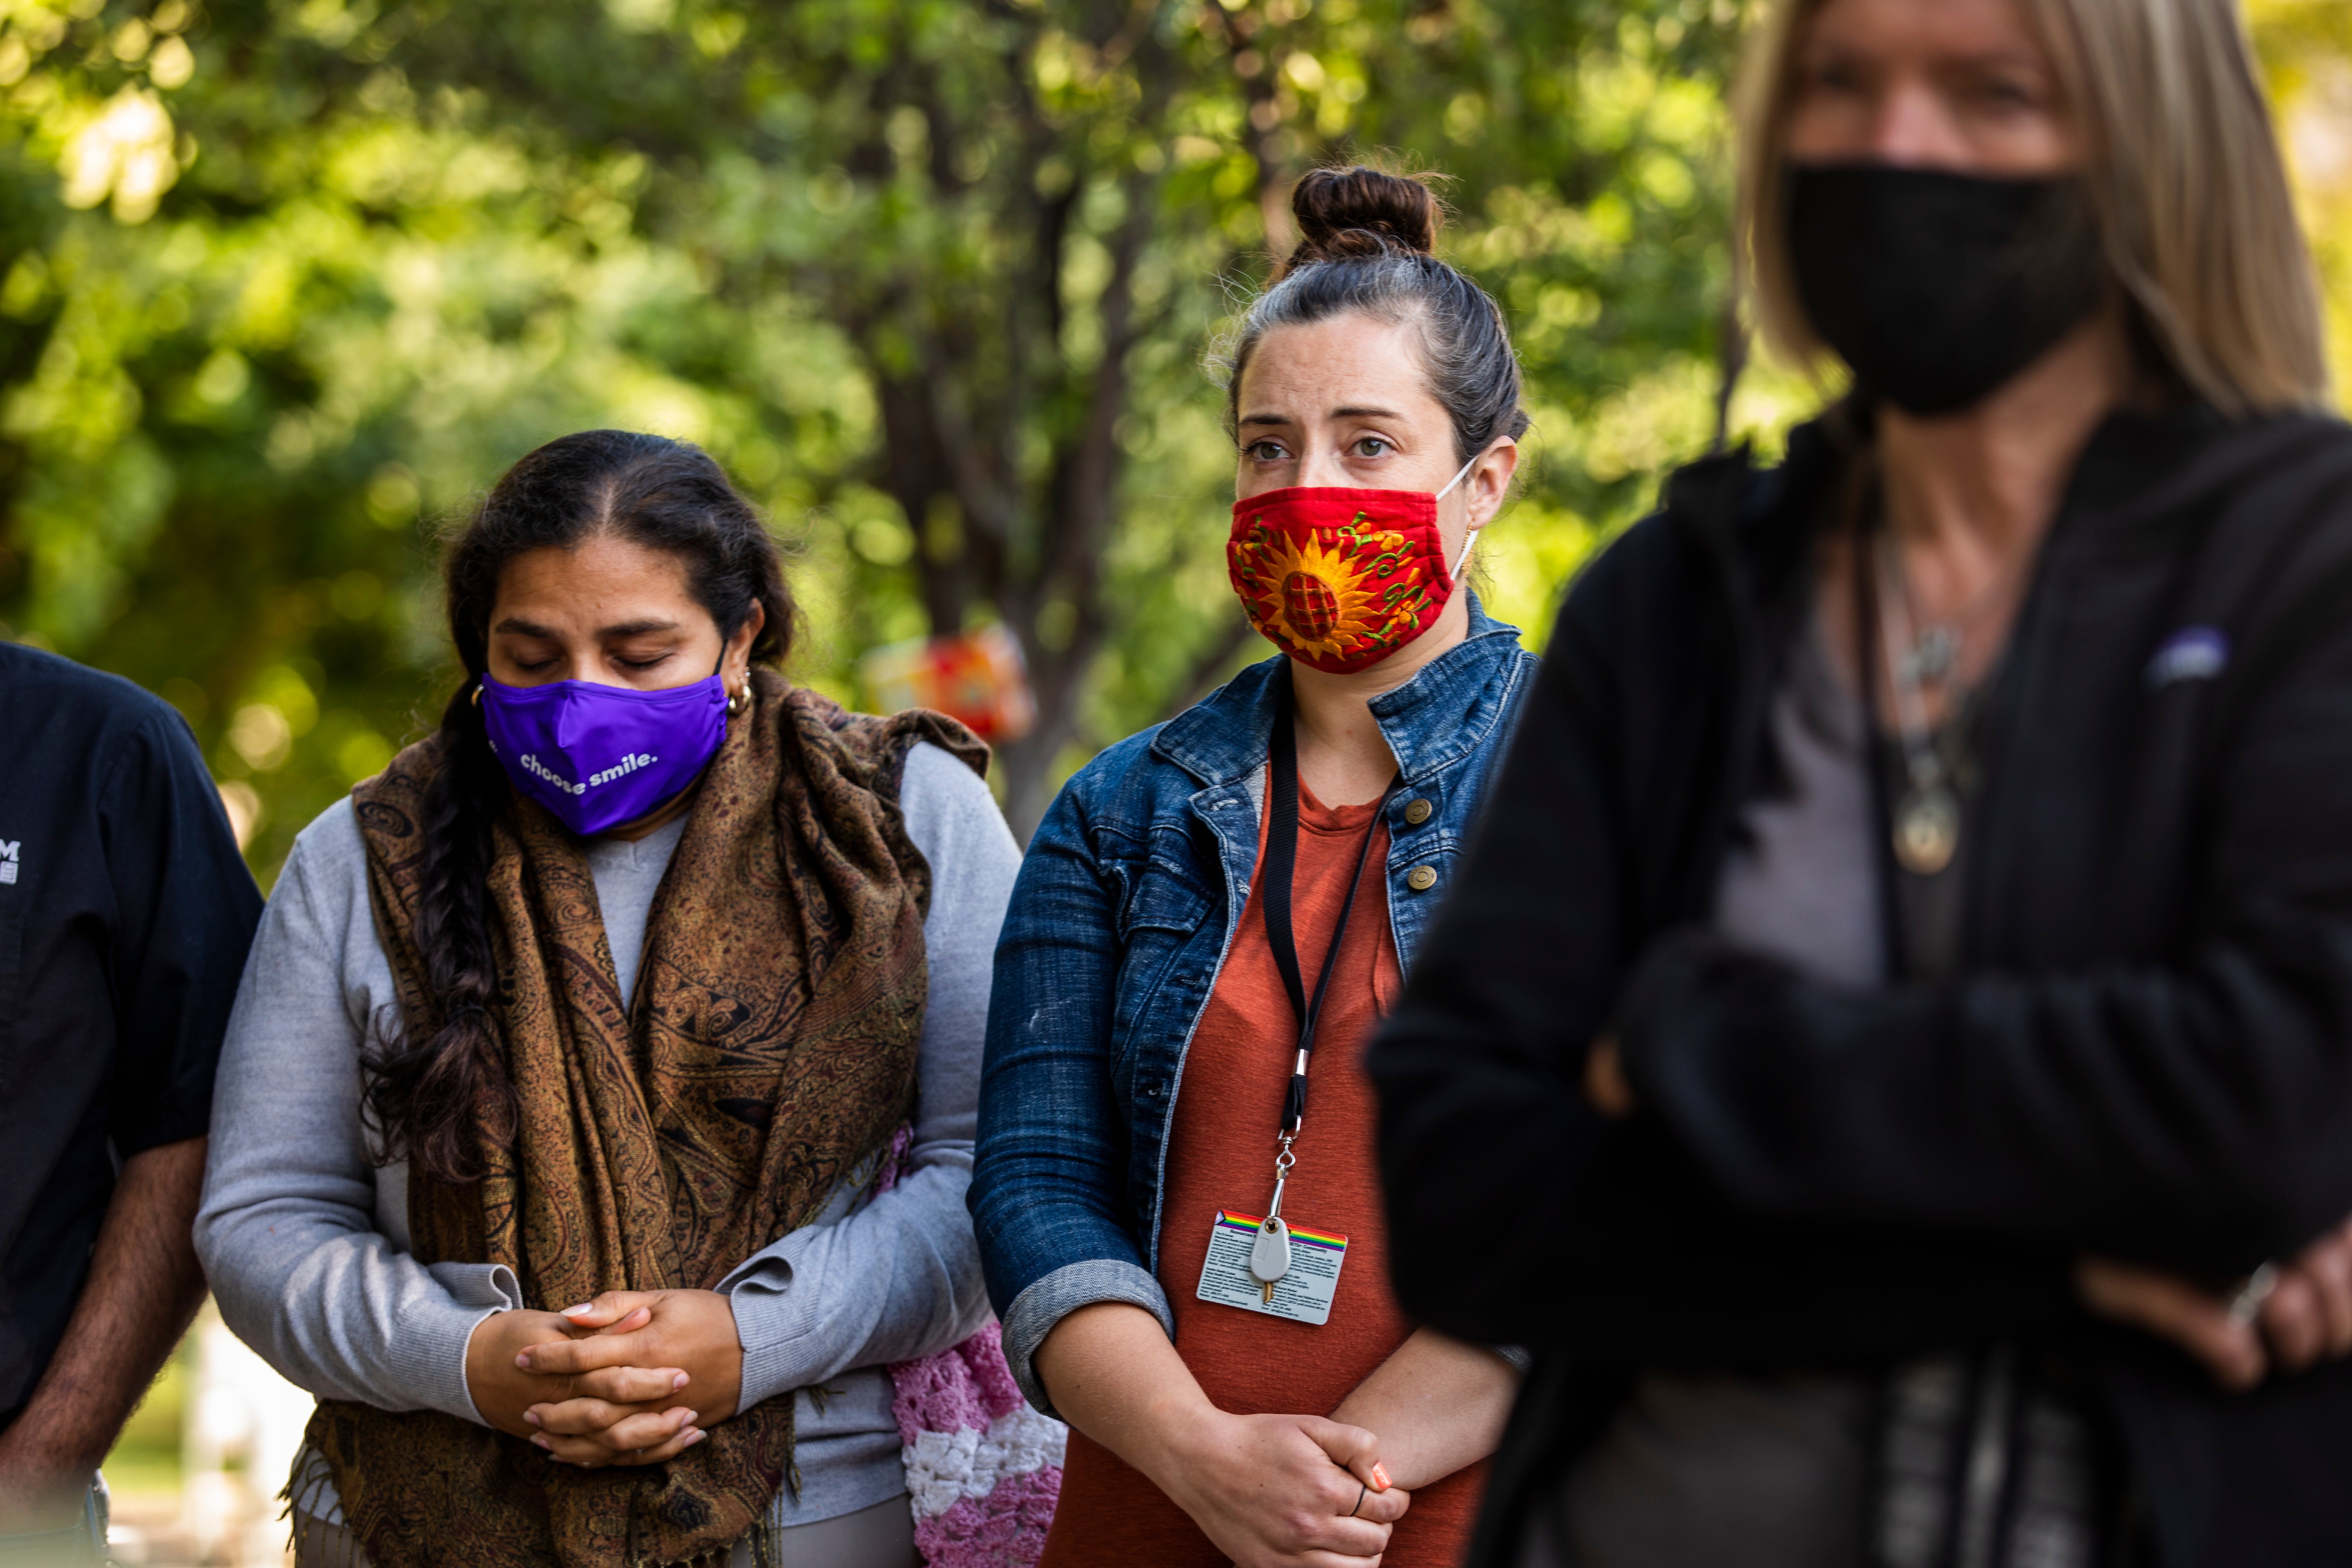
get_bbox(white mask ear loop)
[1434,446,1491,583]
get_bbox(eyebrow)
[1238,405,1405,427]
[1933,47,2047,72]
[493,616,683,639]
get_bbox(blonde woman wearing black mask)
[1373,0,2352,1563]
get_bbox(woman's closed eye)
[1795,54,1872,103]
[1959,69,2047,115]
[503,644,564,674]
[502,650,672,675]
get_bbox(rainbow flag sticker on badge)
[1197,1209,1349,1326]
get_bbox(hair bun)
[1284,166,1441,274]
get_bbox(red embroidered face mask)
[1227,458,1479,675]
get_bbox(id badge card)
[1196,1209,1348,1326]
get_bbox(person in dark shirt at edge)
[0,646,262,1556]
[1371,0,2352,1563]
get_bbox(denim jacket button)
[1404,798,1434,826]
[1406,865,1438,892]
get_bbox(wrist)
[0,1424,105,1506]
[0,1450,93,1533]
[0,1384,121,1478]
[461,1309,504,1391]
[1133,1391,1227,1494]
[463,1309,543,1432]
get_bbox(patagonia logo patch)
[2147,627,2229,689]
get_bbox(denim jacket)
[970,597,1539,1411]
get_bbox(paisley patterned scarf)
[309,671,984,1568]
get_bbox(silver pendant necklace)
[1875,532,1964,876]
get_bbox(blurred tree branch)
[0,0,1786,855]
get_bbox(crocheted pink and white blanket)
[890,1323,1064,1567]
[877,1128,1065,1566]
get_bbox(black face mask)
[1788,163,2108,417]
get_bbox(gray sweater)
[194,743,1019,1529]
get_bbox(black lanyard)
[1264,674,1399,1139]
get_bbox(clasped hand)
[2080,1214,2352,1392]
[463,1288,744,1468]
[1152,1407,1408,1568]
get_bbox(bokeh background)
[0,0,2343,1558]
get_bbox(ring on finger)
[2228,1263,2281,1329]
[1350,1482,1368,1518]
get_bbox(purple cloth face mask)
[478,671,729,836]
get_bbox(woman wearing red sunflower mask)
[970,166,1537,1568]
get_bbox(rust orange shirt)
[1039,780,1487,1567]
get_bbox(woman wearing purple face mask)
[195,432,1024,1568]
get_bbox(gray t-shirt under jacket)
[1532,619,2095,1568]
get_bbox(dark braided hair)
[1226,165,1531,464]
[362,430,794,1183]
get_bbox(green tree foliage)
[2256,0,2352,387]
[2,0,2336,862]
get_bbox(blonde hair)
[1737,0,2329,417]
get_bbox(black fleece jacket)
[1367,404,2352,1567]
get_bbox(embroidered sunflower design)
[1231,513,1428,663]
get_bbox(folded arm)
[1371,567,2071,1360]
[1616,911,2352,1276]
[1373,536,2352,1373]
[194,826,522,1424]
[1326,1328,1517,1493]
[969,774,1182,1414]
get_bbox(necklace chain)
[1874,531,1968,876]
[1878,517,2033,692]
